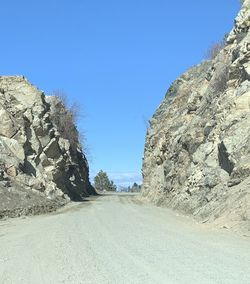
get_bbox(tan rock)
[1,137,25,161]
[0,76,95,202]
[142,3,250,231]
[6,165,17,177]
[0,108,16,138]
[235,91,250,110]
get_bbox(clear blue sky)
[1,1,240,186]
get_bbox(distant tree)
[129,182,141,192]
[109,180,117,192]
[94,170,117,192]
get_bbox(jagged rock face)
[0,76,95,202]
[142,2,250,228]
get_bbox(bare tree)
[205,41,225,60]
[50,90,86,152]
[142,115,150,132]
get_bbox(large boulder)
[0,76,95,208]
[0,108,16,138]
[142,4,250,231]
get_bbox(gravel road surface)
[0,193,249,283]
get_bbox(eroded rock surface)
[142,2,250,232]
[0,76,95,218]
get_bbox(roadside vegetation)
[205,40,225,60]
[50,91,86,153]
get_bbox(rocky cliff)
[142,2,250,231]
[0,76,95,218]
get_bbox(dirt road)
[0,193,249,283]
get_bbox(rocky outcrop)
[0,76,95,218]
[142,2,250,232]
